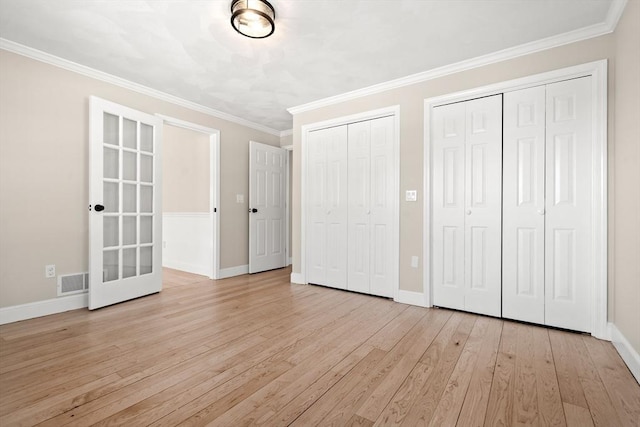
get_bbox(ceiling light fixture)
[230,0,276,39]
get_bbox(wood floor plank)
[454,318,502,427]
[1,267,638,426]
[484,321,518,426]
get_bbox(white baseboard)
[610,322,640,384]
[163,260,211,278]
[395,289,428,307]
[218,264,249,279]
[290,272,305,284]
[0,293,88,325]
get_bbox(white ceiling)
[0,0,616,132]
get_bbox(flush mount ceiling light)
[230,0,276,39]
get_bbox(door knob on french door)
[466,209,472,215]
[94,204,105,212]
[249,208,258,213]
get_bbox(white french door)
[89,97,163,310]
[432,95,503,317]
[248,141,287,274]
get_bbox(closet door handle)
[537,209,545,215]
[466,209,472,215]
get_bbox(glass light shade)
[230,0,275,39]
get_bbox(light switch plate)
[405,190,417,202]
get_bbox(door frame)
[282,145,293,266]
[156,115,221,280]
[423,60,608,339]
[298,105,400,300]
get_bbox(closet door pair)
[306,116,395,297]
[432,95,503,317]
[503,77,592,332]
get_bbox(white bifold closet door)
[503,77,593,332]
[306,125,348,290]
[347,116,395,297]
[432,95,503,317]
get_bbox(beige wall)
[612,0,640,354]
[292,5,639,353]
[163,125,210,213]
[0,50,279,307]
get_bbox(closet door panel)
[432,102,466,310]
[325,126,349,289]
[545,77,592,332]
[463,95,503,317]
[369,116,395,297]
[502,86,546,324]
[348,121,371,293]
[306,130,327,285]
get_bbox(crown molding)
[0,38,281,137]
[279,129,293,138]
[288,5,625,116]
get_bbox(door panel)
[545,77,592,332]
[249,141,287,273]
[432,102,466,310]
[307,126,348,289]
[89,97,163,310]
[368,116,395,297]
[463,95,502,317]
[503,86,546,324]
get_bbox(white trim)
[218,264,249,279]
[300,105,400,299]
[395,290,428,308]
[605,0,629,30]
[280,129,293,138]
[287,5,624,116]
[423,60,608,339]
[0,294,88,325]
[162,212,210,218]
[610,322,640,384]
[290,272,305,284]
[158,115,221,280]
[162,260,211,277]
[282,144,293,151]
[1,38,281,137]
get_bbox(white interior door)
[503,85,546,324]
[544,77,592,332]
[432,95,502,316]
[367,116,395,297]
[463,95,503,317]
[432,102,466,310]
[249,141,287,274]
[89,97,163,310]
[306,125,348,289]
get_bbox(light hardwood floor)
[0,267,638,426]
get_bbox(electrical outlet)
[45,264,56,278]
[405,190,417,202]
[410,256,419,268]
[236,194,244,203]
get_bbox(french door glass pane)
[140,185,153,213]
[123,216,137,245]
[140,246,152,275]
[104,147,119,179]
[140,154,153,183]
[123,183,137,213]
[140,216,152,244]
[103,249,119,282]
[123,119,137,149]
[103,182,119,213]
[103,216,119,248]
[140,123,153,152]
[123,248,137,279]
[123,151,137,181]
[103,113,119,146]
